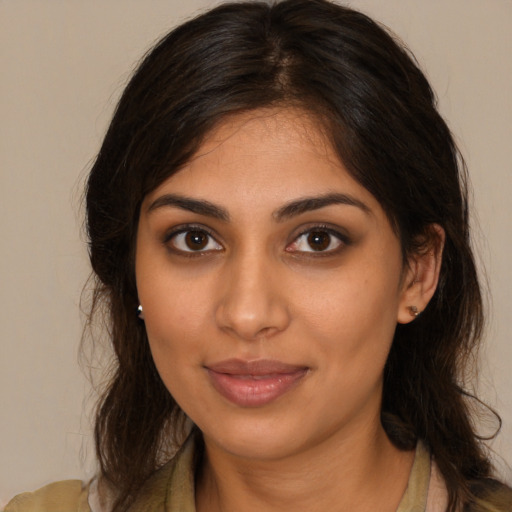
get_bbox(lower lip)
[207,369,308,407]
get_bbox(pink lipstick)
[205,359,308,407]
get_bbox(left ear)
[397,224,445,324]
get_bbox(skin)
[135,108,443,512]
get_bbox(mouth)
[205,359,309,407]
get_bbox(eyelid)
[163,224,223,255]
[286,224,351,254]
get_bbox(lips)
[205,359,308,407]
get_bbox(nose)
[214,251,291,341]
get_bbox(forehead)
[145,108,378,208]
[196,108,332,160]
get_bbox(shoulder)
[428,458,512,512]
[4,480,91,512]
[125,431,198,511]
[468,478,512,512]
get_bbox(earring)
[408,305,420,318]
[137,304,144,318]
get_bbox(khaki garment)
[4,438,446,512]
[3,480,91,512]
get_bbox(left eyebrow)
[273,193,372,222]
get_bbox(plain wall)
[1,0,511,504]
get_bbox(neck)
[195,419,414,512]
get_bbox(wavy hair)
[85,1,510,510]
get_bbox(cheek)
[142,303,205,410]
[292,256,402,381]
[142,284,209,361]
[296,260,401,339]
[135,258,211,388]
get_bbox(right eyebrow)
[147,194,230,222]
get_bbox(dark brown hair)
[85,1,510,510]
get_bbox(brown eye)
[307,231,331,251]
[167,229,223,254]
[287,227,346,254]
[185,231,209,250]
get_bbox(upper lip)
[205,358,308,376]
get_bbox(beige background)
[1,0,511,504]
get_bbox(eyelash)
[163,224,350,257]
[163,224,222,258]
[286,225,350,256]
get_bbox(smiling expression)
[135,108,415,460]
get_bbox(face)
[136,108,413,461]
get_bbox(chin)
[208,430,301,461]
[198,407,341,464]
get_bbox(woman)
[6,0,511,511]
